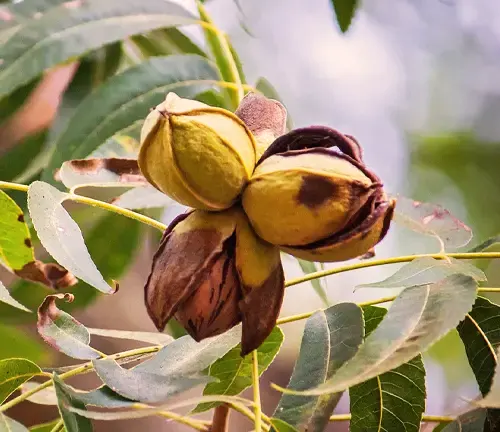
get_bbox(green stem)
[48,419,64,432]
[285,253,500,288]
[134,403,208,431]
[252,350,262,432]
[0,345,161,413]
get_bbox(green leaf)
[61,384,133,409]
[457,296,500,428]
[29,419,64,432]
[87,328,173,345]
[93,358,210,403]
[255,77,293,130]
[0,358,41,404]
[272,303,363,431]
[392,196,473,250]
[357,256,485,289]
[194,327,284,413]
[297,259,329,306]
[269,418,299,432]
[89,132,140,159]
[280,274,477,396]
[27,181,115,294]
[0,211,141,323]
[37,293,101,360]
[197,2,242,109]
[470,235,500,272]
[42,54,221,183]
[131,28,205,58]
[330,0,359,33]
[0,0,197,99]
[0,190,35,270]
[0,79,39,124]
[53,374,92,432]
[0,281,30,313]
[433,409,486,431]
[0,413,29,432]
[0,325,48,364]
[349,306,426,432]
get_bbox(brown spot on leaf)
[17,214,25,223]
[297,174,338,209]
[24,238,32,248]
[67,158,146,183]
[15,261,77,290]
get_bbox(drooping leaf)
[61,384,134,409]
[111,185,172,210]
[53,374,92,432]
[194,327,284,413]
[278,274,477,396]
[58,158,145,190]
[0,358,41,404]
[197,2,242,109]
[68,394,251,421]
[349,306,426,432]
[92,357,210,404]
[29,419,63,432]
[21,382,58,406]
[392,196,473,250]
[297,259,329,306]
[272,303,363,431]
[0,0,197,99]
[87,328,173,345]
[0,281,31,313]
[357,256,485,289]
[457,297,500,428]
[27,181,114,294]
[37,293,101,360]
[0,414,29,432]
[330,0,359,33]
[433,409,487,431]
[255,77,293,130]
[0,211,141,323]
[43,54,221,183]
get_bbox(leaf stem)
[48,419,64,432]
[0,345,161,412]
[285,253,500,288]
[329,413,453,423]
[252,350,262,432]
[134,403,209,431]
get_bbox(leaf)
[53,374,92,432]
[392,196,473,250]
[0,414,29,432]
[0,0,197,99]
[60,384,134,409]
[89,132,140,159]
[0,358,41,404]
[193,327,284,413]
[92,357,210,404]
[43,54,221,183]
[29,419,63,432]
[457,297,500,428]
[197,2,241,109]
[272,303,363,431]
[111,185,172,210]
[131,28,205,58]
[279,274,477,396]
[87,328,173,345]
[357,256,485,289]
[58,158,145,190]
[37,293,101,360]
[68,394,251,421]
[0,281,31,313]
[255,77,293,130]
[27,181,115,294]
[0,190,35,270]
[269,418,299,432]
[21,382,58,406]
[470,235,500,272]
[0,78,39,124]
[297,259,329,306]
[330,0,359,33]
[434,409,487,431]
[349,306,426,432]
[0,325,48,364]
